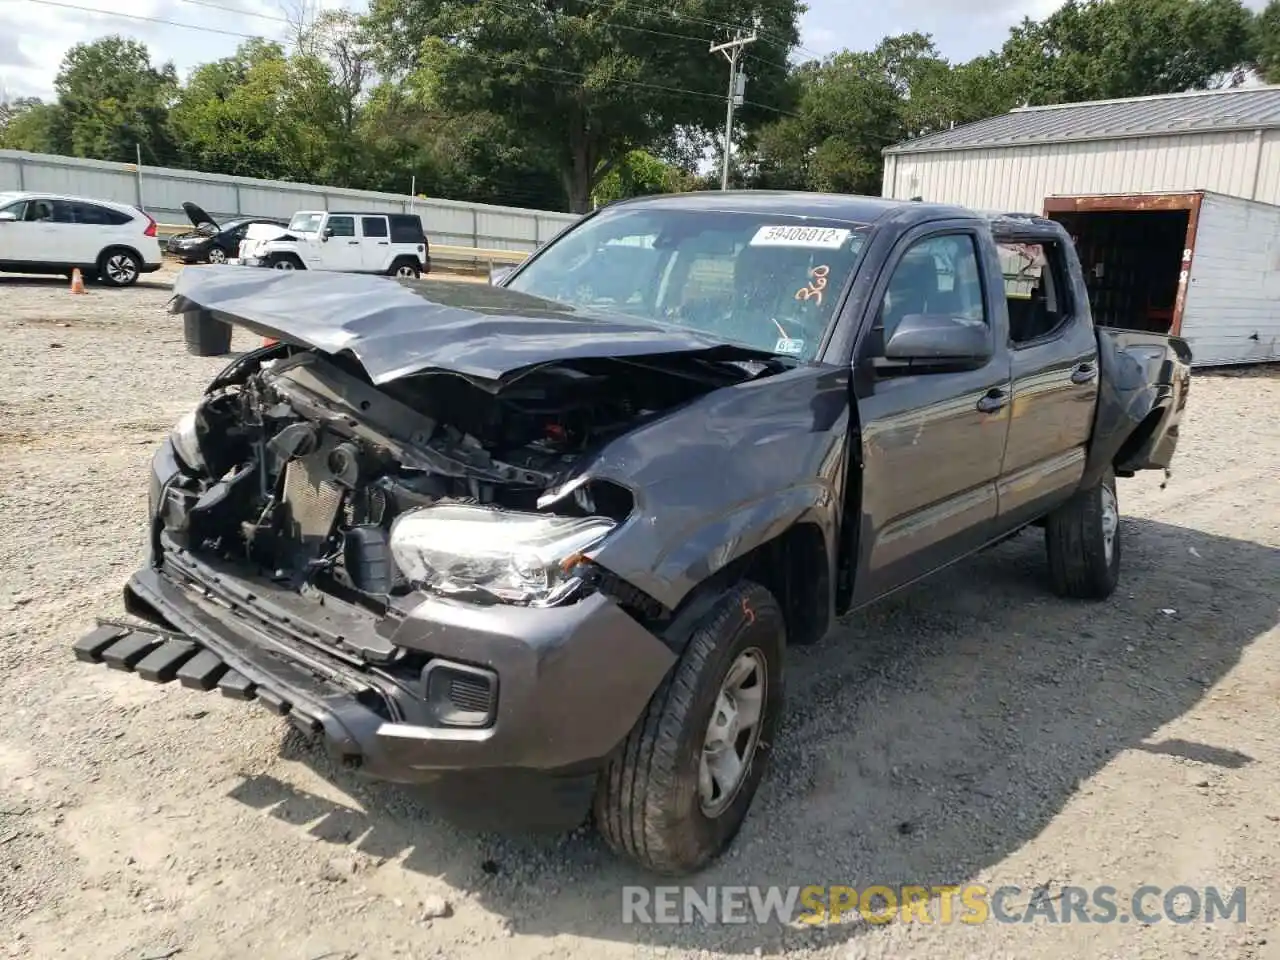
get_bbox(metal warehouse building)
[881,85,1280,210]
[880,86,1280,367]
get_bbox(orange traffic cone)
[70,268,86,295]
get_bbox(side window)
[997,240,1070,345]
[879,234,987,340]
[0,200,29,220]
[327,216,355,238]
[362,217,388,238]
[24,199,55,222]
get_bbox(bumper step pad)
[74,623,298,722]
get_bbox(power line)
[455,47,798,116]
[15,0,798,116]
[18,0,270,39]
[576,0,826,60]
[170,0,291,24]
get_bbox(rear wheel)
[1045,469,1121,599]
[593,580,785,875]
[98,249,141,287]
[389,258,421,279]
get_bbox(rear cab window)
[362,217,389,238]
[996,238,1074,345]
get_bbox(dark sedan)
[165,201,287,265]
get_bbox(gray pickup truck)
[74,193,1190,875]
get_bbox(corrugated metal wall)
[1180,191,1280,365]
[0,149,580,252]
[882,129,1280,211]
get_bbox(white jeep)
[236,210,430,277]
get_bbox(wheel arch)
[96,244,145,270]
[656,519,832,654]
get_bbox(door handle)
[347,241,359,245]
[1071,362,1097,384]
[976,388,1009,414]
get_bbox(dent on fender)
[585,365,851,611]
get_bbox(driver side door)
[849,225,1014,605]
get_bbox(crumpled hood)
[242,222,296,244]
[169,265,778,385]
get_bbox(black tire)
[1045,469,1121,599]
[266,253,304,271]
[593,580,785,875]
[207,247,229,265]
[388,258,421,279]
[182,310,234,357]
[98,248,141,287]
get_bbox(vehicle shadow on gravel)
[228,515,1279,955]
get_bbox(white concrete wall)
[0,149,580,252]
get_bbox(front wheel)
[207,247,228,264]
[1045,469,1121,599]
[99,249,141,287]
[267,254,302,271]
[593,580,785,875]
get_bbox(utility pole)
[710,31,756,191]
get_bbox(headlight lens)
[169,410,206,475]
[389,503,615,605]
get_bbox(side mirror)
[489,265,515,286]
[322,226,333,241]
[0,211,17,222]
[883,313,992,364]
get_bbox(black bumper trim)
[136,639,198,683]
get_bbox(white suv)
[0,191,164,287]
[236,210,430,277]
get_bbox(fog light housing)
[422,660,498,728]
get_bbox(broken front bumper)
[74,540,674,823]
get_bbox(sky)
[0,0,1075,102]
[0,0,1268,101]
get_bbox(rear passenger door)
[850,224,1015,605]
[993,230,1100,529]
[360,216,391,272]
[60,201,126,265]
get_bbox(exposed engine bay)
[159,345,761,614]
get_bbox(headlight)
[389,503,615,605]
[169,410,207,475]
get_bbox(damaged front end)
[78,338,792,817]
[155,345,653,611]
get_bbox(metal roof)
[885,85,1280,155]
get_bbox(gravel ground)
[1,273,1278,960]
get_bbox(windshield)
[288,212,325,233]
[505,207,871,361]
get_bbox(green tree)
[169,40,299,178]
[592,149,694,205]
[53,36,178,164]
[362,0,802,212]
[999,0,1255,104]
[1256,0,1280,82]
[0,97,63,153]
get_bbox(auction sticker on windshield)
[750,225,852,249]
